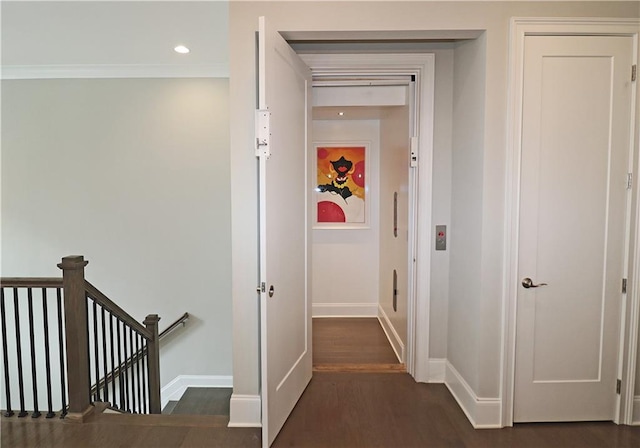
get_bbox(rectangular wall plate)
[435,225,446,251]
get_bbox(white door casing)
[257,17,312,447]
[514,34,634,422]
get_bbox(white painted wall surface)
[311,120,381,316]
[378,106,410,355]
[448,36,487,395]
[230,1,640,413]
[1,78,232,389]
[428,46,454,361]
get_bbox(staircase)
[1,256,161,421]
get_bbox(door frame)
[299,52,435,382]
[503,17,640,427]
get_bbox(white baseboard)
[632,396,640,425]
[444,361,501,428]
[161,375,233,410]
[428,358,446,383]
[377,305,405,363]
[312,302,378,317]
[228,394,262,428]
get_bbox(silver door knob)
[522,277,548,289]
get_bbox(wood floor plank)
[313,363,405,373]
[170,387,232,416]
[313,318,400,365]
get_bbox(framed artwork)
[314,143,368,229]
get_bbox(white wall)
[378,106,410,359]
[311,120,381,317]
[428,46,455,361]
[230,1,640,425]
[448,35,487,395]
[1,78,232,389]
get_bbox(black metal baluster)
[92,301,100,402]
[135,333,142,413]
[41,289,55,418]
[129,327,135,413]
[1,289,14,417]
[13,288,27,417]
[142,338,148,414]
[56,288,67,418]
[116,319,124,411]
[123,327,129,412]
[109,314,116,408]
[27,288,41,418]
[101,307,108,405]
[85,296,92,404]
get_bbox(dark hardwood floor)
[313,317,402,372]
[273,372,640,447]
[3,318,639,447]
[169,387,232,416]
[313,317,399,364]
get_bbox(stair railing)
[88,312,189,411]
[1,255,162,421]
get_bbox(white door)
[257,17,313,447]
[515,35,634,422]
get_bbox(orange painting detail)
[316,146,366,224]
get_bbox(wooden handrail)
[84,281,152,340]
[0,278,63,288]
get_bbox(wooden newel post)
[144,314,161,414]
[57,255,92,421]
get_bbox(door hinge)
[616,379,622,395]
[409,136,418,168]
[255,109,271,158]
[622,278,627,294]
[627,173,633,190]
[632,64,637,82]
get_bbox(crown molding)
[1,63,229,80]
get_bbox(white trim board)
[229,394,262,428]
[633,396,640,425]
[377,305,405,363]
[502,17,640,427]
[160,375,233,411]
[1,63,229,80]
[445,361,501,428]
[312,302,378,317]
[428,358,447,383]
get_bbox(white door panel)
[257,16,312,447]
[515,35,634,422]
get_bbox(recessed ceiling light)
[338,112,344,116]
[174,45,190,54]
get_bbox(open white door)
[256,16,312,447]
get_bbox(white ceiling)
[1,1,228,76]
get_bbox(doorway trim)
[503,17,640,427]
[300,52,435,382]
